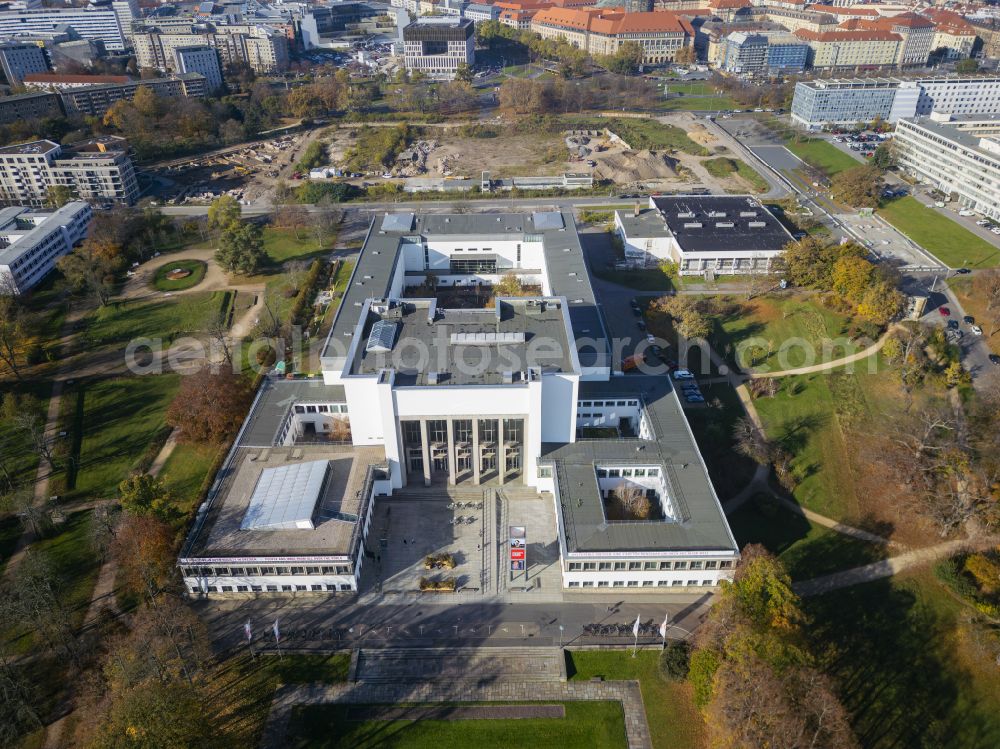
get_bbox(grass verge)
[878,197,1000,269]
[786,138,859,176]
[151,259,207,291]
[566,650,704,749]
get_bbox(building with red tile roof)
[531,7,695,63]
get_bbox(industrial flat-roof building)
[615,195,792,275]
[181,210,738,597]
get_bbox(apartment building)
[0,42,47,86]
[720,29,807,73]
[0,91,62,125]
[792,76,1000,129]
[402,17,474,80]
[894,113,1000,223]
[970,18,1000,60]
[54,74,207,117]
[173,46,224,93]
[792,28,901,69]
[133,24,289,74]
[0,1,137,52]
[531,8,695,65]
[0,201,91,294]
[923,8,977,60]
[0,137,138,207]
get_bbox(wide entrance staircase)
[354,647,565,683]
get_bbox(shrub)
[688,648,720,708]
[659,641,691,681]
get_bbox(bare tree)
[0,296,27,380]
[733,416,773,465]
[207,312,233,368]
[612,482,652,519]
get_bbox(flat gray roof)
[322,210,609,371]
[650,195,792,255]
[544,375,737,554]
[189,444,384,558]
[351,298,576,386]
[239,378,346,448]
[900,116,1000,164]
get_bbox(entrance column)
[419,419,431,487]
[497,417,505,486]
[446,419,456,485]
[472,418,481,485]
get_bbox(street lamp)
[558,624,564,649]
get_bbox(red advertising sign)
[510,548,525,561]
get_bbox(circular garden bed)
[151,259,207,291]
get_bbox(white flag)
[273,618,281,644]
[632,614,641,638]
[659,613,669,639]
[244,621,252,643]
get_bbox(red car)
[939,306,951,317]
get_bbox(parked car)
[990,354,1000,366]
[637,320,646,330]
[954,268,971,274]
[672,369,695,380]
[959,209,976,217]
[939,306,951,316]
[947,319,959,330]
[684,393,705,403]
[646,334,656,345]
[964,315,975,325]
[992,227,1000,235]
[971,325,983,336]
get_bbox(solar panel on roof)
[532,211,564,230]
[366,320,397,352]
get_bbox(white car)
[672,369,695,380]
[993,228,1000,236]
[959,210,976,217]
[646,334,656,344]
[971,325,983,336]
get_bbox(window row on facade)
[567,559,732,571]
[182,564,351,576]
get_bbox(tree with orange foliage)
[111,513,176,604]
[165,368,253,444]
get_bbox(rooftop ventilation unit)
[427,371,439,385]
[427,299,437,324]
[450,332,526,345]
[748,221,766,228]
[677,211,694,219]
[740,211,758,217]
[682,222,702,229]
[715,221,734,228]
[502,371,514,384]
[708,211,727,218]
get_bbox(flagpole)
[245,620,255,660]
[631,614,640,658]
[274,618,283,660]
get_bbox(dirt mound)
[688,123,717,147]
[594,150,678,183]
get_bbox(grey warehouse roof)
[650,195,793,255]
[241,459,329,530]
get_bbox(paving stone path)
[260,647,652,749]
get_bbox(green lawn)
[157,441,220,517]
[566,650,704,749]
[287,701,626,749]
[3,510,100,655]
[702,157,769,193]
[878,196,1000,269]
[685,381,757,502]
[570,117,708,156]
[262,227,326,264]
[83,291,232,347]
[60,375,180,500]
[807,570,1000,748]
[151,259,207,291]
[0,380,50,499]
[726,503,887,581]
[786,139,859,177]
[712,295,855,373]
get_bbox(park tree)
[493,273,529,297]
[499,78,544,115]
[166,368,253,443]
[118,474,174,521]
[215,221,266,275]
[454,62,474,83]
[870,142,895,171]
[831,255,875,301]
[674,45,696,65]
[111,513,176,603]
[649,295,712,340]
[600,42,644,76]
[732,416,772,465]
[0,296,28,379]
[780,237,867,289]
[956,58,979,75]
[87,679,221,749]
[830,165,883,209]
[57,242,118,306]
[206,194,242,236]
[856,280,904,325]
[45,184,76,209]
